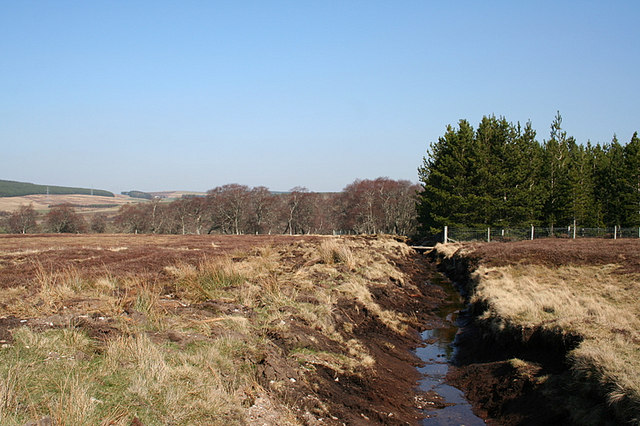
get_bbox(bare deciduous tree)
[45,204,86,233]
[248,186,277,234]
[339,178,418,235]
[114,204,152,234]
[8,204,38,234]
[207,184,252,234]
[90,213,109,233]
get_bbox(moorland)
[0,233,447,425]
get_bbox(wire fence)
[441,225,640,243]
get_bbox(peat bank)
[428,240,640,426]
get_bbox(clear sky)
[1,1,639,194]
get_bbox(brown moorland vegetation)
[435,239,640,425]
[0,234,444,425]
[0,194,139,213]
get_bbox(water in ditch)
[418,278,485,425]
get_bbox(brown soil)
[0,234,451,425]
[464,238,640,273]
[446,360,566,426]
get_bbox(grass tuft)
[318,239,356,270]
[171,258,245,302]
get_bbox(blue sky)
[1,1,639,193]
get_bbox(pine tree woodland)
[417,113,640,234]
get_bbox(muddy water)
[418,278,485,425]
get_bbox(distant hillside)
[0,179,114,197]
[0,194,139,213]
[121,190,153,200]
[149,191,207,199]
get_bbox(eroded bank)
[431,241,639,425]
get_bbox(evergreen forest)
[417,113,640,234]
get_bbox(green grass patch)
[0,327,257,425]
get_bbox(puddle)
[418,279,485,425]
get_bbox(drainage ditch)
[417,276,485,425]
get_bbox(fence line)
[442,225,640,243]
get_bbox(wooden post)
[487,227,490,243]
[444,226,448,243]
[573,219,577,239]
[531,225,534,240]
[614,225,617,240]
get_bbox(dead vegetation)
[436,240,640,424]
[0,234,431,425]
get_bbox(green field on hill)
[0,180,114,198]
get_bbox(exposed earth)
[434,238,640,425]
[0,234,457,425]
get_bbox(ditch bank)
[431,244,633,426]
[254,240,474,425]
[0,234,480,425]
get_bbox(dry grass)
[0,327,255,425]
[0,193,136,212]
[0,235,420,424]
[433,242,465,259]
[467,261,640,421]
[170,257,246,302]
[318,239,356,270]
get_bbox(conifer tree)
[586,142,607,227]
[417,112,639,236]
[417,120,477,233]
[508,122,545,226]
[541,112,572,232]
[474,115,514,226]
[567,140,597,227]
[597,136,628,227]
[623,132,640,226]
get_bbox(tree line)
[0,179,114,197]
[0,178,420,236]
[417,113,640,234]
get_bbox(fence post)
[573,220,577,239]
[531,225,534,240]
[444,226,448,243]
[614,225,617,240]
[487,227,490,243]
